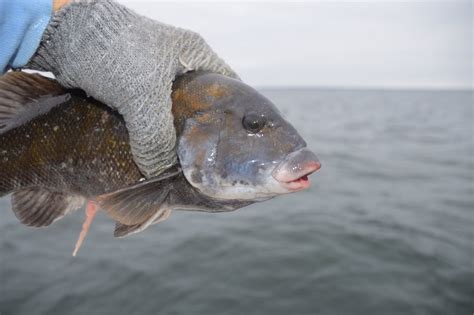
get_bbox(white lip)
[272,148,321,191]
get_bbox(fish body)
[1,88,140,197]
[0,71,320,237]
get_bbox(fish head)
[172,72,320,201]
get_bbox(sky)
[119,1,472,89]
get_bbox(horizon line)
[255,85,473,92]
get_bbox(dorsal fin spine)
[0,71,68,133]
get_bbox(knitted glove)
[27,0,238,177]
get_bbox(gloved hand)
[27,0,238,178]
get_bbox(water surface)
[1,88,472,314]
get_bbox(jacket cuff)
[0,0,52,73]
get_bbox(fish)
[0,71,320,254]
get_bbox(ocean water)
[0,88,472,315]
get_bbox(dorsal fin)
[12,187,85,227]
[0,71,70,133]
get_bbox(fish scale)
[1,96,141,197]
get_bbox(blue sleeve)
[0,0,52,74]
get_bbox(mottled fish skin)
[0,72,258,223]
[0,92,143,198]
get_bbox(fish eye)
[242,113,267,133]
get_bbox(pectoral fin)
[12,187,85,227]
[96,167,180,236]
[114,207,172,237]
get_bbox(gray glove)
[27,0,238,178]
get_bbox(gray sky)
[119,1,472,89]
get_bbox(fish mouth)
[272,148,321,192]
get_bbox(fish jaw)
[271,148,321,192]
[180,148,321,201]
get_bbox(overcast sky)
[119,1,472,89]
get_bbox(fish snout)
[272,148,321,191]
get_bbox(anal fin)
[12,187,85,227]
